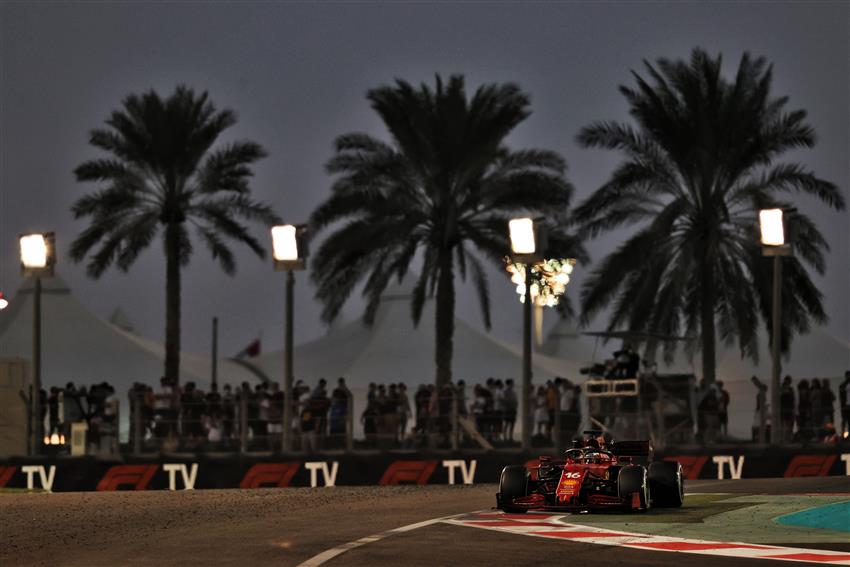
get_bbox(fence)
[13,376,847,457]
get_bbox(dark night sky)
[1,1,847,361]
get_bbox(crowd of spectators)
[126,376,354,452]
[360,376,582,448]
[778,373,846,443]
[37,369,848,454]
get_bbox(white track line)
[296,514,461,567]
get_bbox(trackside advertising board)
[1,448,848,491]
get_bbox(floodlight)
[759,209,785,246]
[509,218,536,255]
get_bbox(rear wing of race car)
[610,440,653,461]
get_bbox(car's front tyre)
[648,460,684,507]
[498,465,529,514]
[618,465,649,511]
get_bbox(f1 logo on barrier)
[97,465,158,491]
[784,455,838,477]
[379,460,438,485]
[239,463,300,488]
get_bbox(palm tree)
[575,49,845,383]
[310,75,585,387]
[71,86,279,383]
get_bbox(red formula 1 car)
[496,433,684,513]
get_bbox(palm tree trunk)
[435,250,455,388]
[164,222,182,385]
[700,266,716,384]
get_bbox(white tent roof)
[0,275,261,393]
[254,280,586,389]
[0,275,198,390]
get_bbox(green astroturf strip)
[776,501,850,533]
[565,494,850,543]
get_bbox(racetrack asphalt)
[1,477,847,566]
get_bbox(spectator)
[545,380,558,440]
[297,380,312,449]
[206,384,222,421]
[810,379,824,437]
[534,386,548,438]
[62,382,84,440]
[361,398,379,446]
[414,384,430,434]
[492,380,504,442]
[102,384,119,454]
[437,382,454,444]
[717,380,730,439]
[480,382,494,439]
[181,382,204,446]
[697,378,720,444]
[471,385,487,434]
[840,371,850,437]
[780,375,795,442]
[751,375,769,442]
[559,378,576,439]
[312,379,331,443]
[128,382,149,447]
[503,379,517,442]
[456,380,468,417]
[245,383,259,446]
[796,379,812,442]
[222,384,236,441]
[268,382,284,450]
[385,383,400,443]
[257,383,272,448]
[397,383,411,441]
[154,376,177,440]
[822,379,836,438]
[205,413,223,447]
[329,378,350,439]
[613,344,639,378]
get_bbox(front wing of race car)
[496,490,640,512]
[497,469,643,512]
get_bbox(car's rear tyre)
[618,465,649,511]
[498,465,528,514]
[648,460,684,508]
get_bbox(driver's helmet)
[584,451,610,464]
[585,438,600,449]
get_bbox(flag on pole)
[235,337,261,359]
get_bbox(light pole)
[19,232,55,456]
[508,220,576,452]
[508,218,543,452]
[271,224,308,452]
[759,209,791,445]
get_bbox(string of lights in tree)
[505,257,576,307]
